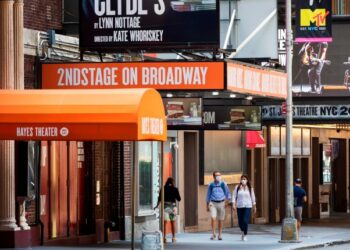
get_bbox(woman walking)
[155,177,181,243]
[232,175,256,241]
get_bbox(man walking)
[206,171,231,240]
[294,178,307,233]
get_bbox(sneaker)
[241,232,244,241]
[172,237,176,243]
[243,235,247,241]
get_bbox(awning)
[0,89,167,141]
[246,131,266,149]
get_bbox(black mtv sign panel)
[80,0,220,51]
[295,0,332,43]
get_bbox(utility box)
[141,231,163,250]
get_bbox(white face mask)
[241,179,247,185]
[215,176,221,182]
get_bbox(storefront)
[0,89,167,248]
[263,102,350,222]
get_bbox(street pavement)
[3,216,350,250]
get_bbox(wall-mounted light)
[166,93,173,98]
[230,93,237,98]
[246,96,253,100]
[212,91,219,96]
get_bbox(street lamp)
[280,0,299,243]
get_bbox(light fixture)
[212,91,219,96]
[166,93,173,98]
[230,93,237,98]
[246,96,253,100]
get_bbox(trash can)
[141,231,163,250]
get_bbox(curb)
[288,239,350,250]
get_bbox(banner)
[226,62,287,99]
[80,0,219,51]
[262,104,350,120]
[295,0,332,42]
[293,24,350,97]
[41,62,224,90]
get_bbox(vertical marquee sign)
[79,0,220,51]
[295,0,332,42]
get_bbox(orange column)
[0,0,18,231]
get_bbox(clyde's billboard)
[79,0,220,51]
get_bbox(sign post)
[280,0,299,243]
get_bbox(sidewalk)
[8,218,350,250]
[105,220,350,250]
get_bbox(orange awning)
[246,131,266,149]
[0,89,167,141]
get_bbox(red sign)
[42,62,225,90]
[281,102,287,116]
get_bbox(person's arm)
[206,184,212,211]
[231,185,237,210]
[303,190,307,203]
[176,188,181,202]
[154,190,161,209]
[251,188,257,214]
[224,182,231,201]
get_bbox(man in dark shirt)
[294,178,307,232]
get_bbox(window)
[136,141,161,215]
[138,141,153,212]
[333,0,350,16]
[269,127,311,156]
[204,131,242,184]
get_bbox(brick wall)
[124,142,133,216]
[24,55,37,89]
[24,0,62,31]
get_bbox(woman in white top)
[232,175,256,241]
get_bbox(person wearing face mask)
[232,175,256,241]
[206,171,231,240]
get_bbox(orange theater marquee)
[42,62,225,90]
[0,89,167,141]
[227,61,287,99]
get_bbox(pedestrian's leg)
[218,220,223,240]
[210,204,217,239]
[237,208,244,232]
[242,208,252,235]
[164,220,167,243]
[171,221,176,242]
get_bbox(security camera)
[170,142,179,150]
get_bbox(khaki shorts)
[294,207,303,221]
[209,201,225,220]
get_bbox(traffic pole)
[280,0,299,243]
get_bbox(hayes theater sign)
[42,62,224,90]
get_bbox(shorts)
[294,207,303,221]
[164,202,177,221]
[209,201,225,221]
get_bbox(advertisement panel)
[226,61,287,99]
[203,105,261,130]
[80,0,219,51]
[163,98,202,126]
[41,62,224,90]
[292,24,350,97]
[295,0,332,42]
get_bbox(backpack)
[209,181,226,195]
